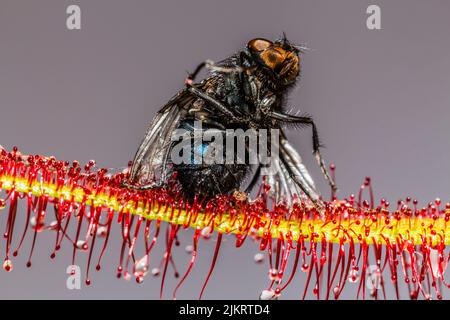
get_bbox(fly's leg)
[269,111,337,193]
[185,60,244,85]
[187,86,247,124]
[184,61,256,125]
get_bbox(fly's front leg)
[185,60,243,86]
[257,95,276,122]
[268,111,337,193]
[187,86,259,129]
[184,60,255,125]
[187,86,243,122]
[307,120,337,194]
[314,148,337,193]
[185,61,209,86]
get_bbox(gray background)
[0,0,449,299]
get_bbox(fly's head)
[246,36,302,87]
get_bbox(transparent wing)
[257,132,321,206]
[129,90,194,187]
[279,136,321,204]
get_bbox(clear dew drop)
[201,226,212,239]
[259,289,278,300]
[133,255,150,278]
[76,240,88,251]
[96,226,108,238]
[268,268,278,281]
[48,220,59,230]
[151,267,160,277]
[333,286,340,295]
[348,268,360,283]
[185,245,194,254]
[30,216,45,232]
[123,272,131,281]
[254,253,264,263]
[2,259,13,272]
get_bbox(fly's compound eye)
[259,48,285,71]
[247,38,273,52]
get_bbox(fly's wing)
[259,131,321,206]
[279,136,321,204]
[129,90,194,187]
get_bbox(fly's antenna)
[294,43,313,54]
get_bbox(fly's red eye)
[247,38,273,52]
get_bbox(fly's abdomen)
[169,119,248,200]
